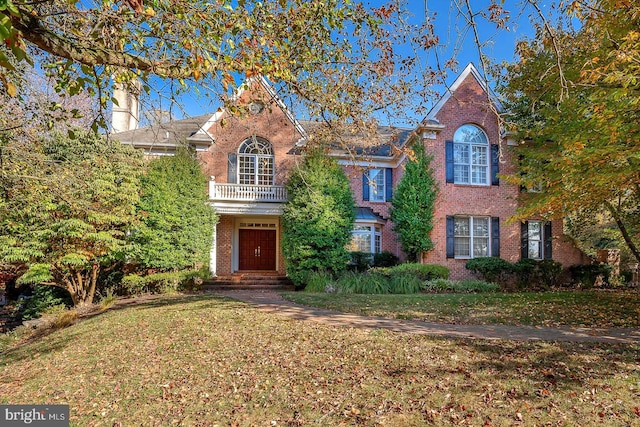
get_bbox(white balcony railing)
[209,181,288,202]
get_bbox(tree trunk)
[63,276,79,306]
[605,201,640,264]
[84,263,99,305]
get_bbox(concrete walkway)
[212,290,640,344]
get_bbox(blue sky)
[147,1,539,123]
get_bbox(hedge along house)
[112,64,589,282]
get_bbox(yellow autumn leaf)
[6,81,16,97]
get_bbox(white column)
[209,221,217,277]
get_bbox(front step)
[203,274,294,291]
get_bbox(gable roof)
[423,62,492,122]
[250,75,309,144]
[111,113,215,155]
[290,120,413,164]
[112,75,309,154]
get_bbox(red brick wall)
[550,219,591,267]
[199,80,303,276]
[203,75,588,279]
[419,74,587,279]
[343,164,405,260]
[216,215,234,276]
[198,80,302,185]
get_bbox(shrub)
[349,251,373,272]
[97,267,125,297]
[513,259,562,290]
[22,285,73,320]
[372,251,399,267]
[121,270,202,295]
[621,269,634,285]
[465,257,513,284]
[388,274,424,294]
[50,309,78,329]
[379,263,450,281]
[303,270,335,293]
[132,149,218,271]
[98,288,118,310]
[390,142,438,262]
[282,149,355,287]
[533,260,562,287]
[569,263,613,288]
[423,279,499,293]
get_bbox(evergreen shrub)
[568,263,613,288]
[372,251,399,267]
[122,270,202,295]
[22,285,73,320]
[513,259,562,290]
[349,251,373,272]
[465,257,513,284]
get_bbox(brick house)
[411,64,588,278]
[113,64,588,281]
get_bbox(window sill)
[450,183,490,188]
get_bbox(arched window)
[453,124,489,185]
[238,137,274,185]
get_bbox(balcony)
[209,181,288,203]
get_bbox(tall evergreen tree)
[282,149,355,287]
[390,141,437,262]
[132,149,218,271]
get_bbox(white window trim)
[351,223,382,254]
[453,124,490,186]
[454,216,491,259]
[237,137,274,185]
[527,220,544,260]
[368,168,386,202]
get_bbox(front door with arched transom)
[238,229,277,270]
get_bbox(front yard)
[1,294,639,426]
[281,290,640,328]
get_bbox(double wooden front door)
[239,229,277,270]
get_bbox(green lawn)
[281,291,640,328]
[1,294,639,426]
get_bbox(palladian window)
[238,137,274,185]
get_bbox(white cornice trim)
[424,63,491,121]
[211,201,285,215]
[255,76,309,144]
[188,110,223,143]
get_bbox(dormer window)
[238,137,274,185]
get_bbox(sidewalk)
[212,290,640,344]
